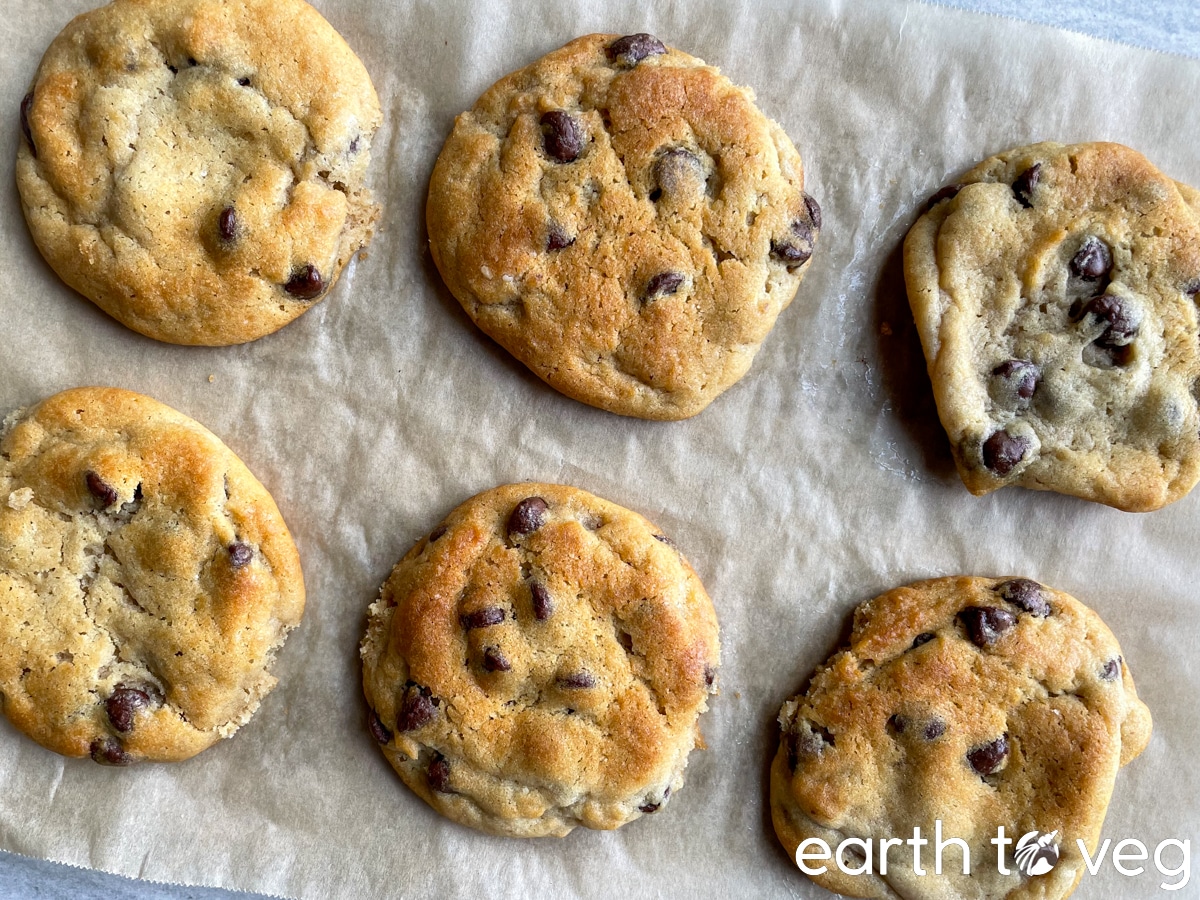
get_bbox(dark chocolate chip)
[1071,237,1112,280]
[652,148,702,200]
[105,687,150,734]
[530,581,554,620]
[228,542,253,569]
[368,710,393,744]
[996,578,1050,617]
[924,718,946,740]
[887,714,906,734]
[786,722,834,768]
[284,265,324,300]
[167,63,178,74]
[507,496,549,536]
[639,789,670,813]
[558,671,596,689]
[460,607,506,630]
[429,524,448,542]
[1185,280,1200,298]
[349,136,360,154]
[644,271,685,301]
[1100,657,1122,681]
[90,737,132,766]
[20,91,35,158]
[992,359,1040,401]
[1012,163,1041,208]
[396,685,437,732]
[911,632,936,649]
[540,110,583,163]
[218,206,238,243]
[187,57,198,67]
[653,533,676,547]
[925,184,962,211]
[704,666,716,687]
[237,77,251,87]
[639,800,662,813]
[967,734,1009,776]
[982,429,1031,476]
[427,754,452,793]
[547,222,574,251]
[606,33,667,66]
[959,606,1017,647]
[770,220,816,266]
[1079,293,1138,346]
[482,646,511,672]
[803,193,822,231]
[86,471,119,508]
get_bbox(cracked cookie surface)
[904,141,1200,511]
[360,483,720,836]
[16,0,381,345]
[770,576,1151,900]
[0,387,305,764]
[427,33,820,419]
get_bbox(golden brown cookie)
[361,483,720,836]
[427,33,820,420]
[16,0,381,345]
[0,387,305,764]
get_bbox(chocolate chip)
[704,666,716,687]
[284,265,324,300]
[639,788,670,813]
[90,738,132,766]
[787,722,834,768]
[911,632,936,649]
[996,578,1050,616]
[1078,293,1139,346]
[237,77,251,87]
[482,647,511,672]
[770,220,816,266]
[1100,657,1122,681]
[396,685,437,732]
[187,57,198,67]
[644,272,685,301]
[924,718,946,740]
[547,223,574,251]
[1012,163,1041,208]
[887,714,906,734]
[530,581,554,620]
[653,533,676,547]
[507,496,549,536]
[558,671,596,689]
[959,606,1017,647]
[19,91,35,158]
[167,63,178,74]
[349,136,360,154]
[967,735,1009,776]
[429,524,448,542]
[982,429,1030,476]
[540,111,583,163]
[991,359,1040,401]
[925,184,962,211]
[228,542,253,569]
[105,687,150,734]
[804,193,822,231]
[86,471,119,508]
[427,754,452,793]
[1071,237,1112,280]
[368,710,392,744]
[652,148,702,201]
[606,33,667,66]
[218,206,238,243]
[639,800,662,813]
[1185,280,1200,298]
[460,607,506,630]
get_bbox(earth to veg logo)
[1014,830,1060,877]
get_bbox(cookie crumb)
[7,487,34,510]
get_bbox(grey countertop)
[1,1,1196,898]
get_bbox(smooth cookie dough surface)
[428,33,820,419]
[904,142,1200,511]
[0,387,305,764]
[361,482,720,836]
[16,0,381,345]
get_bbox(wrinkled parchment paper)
[1,1,1198,897]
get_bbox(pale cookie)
[16,0,381,346]
[771,576,1151,900]
[427,33,820,420]
[361,483,720,836]
[0,387,305,764]
[904,141,1200,511]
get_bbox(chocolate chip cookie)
[904,141,1200,511]
[427,33,820,420]
[0,387,305,764]
[771,576,1151,899]
[361,483,720,836]
[16,0,381,346]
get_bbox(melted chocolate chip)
[540,110,583,163]
[90,738,132,766]
[606,33,667,66]
[368,710,393,744]
[507,496,549,536]
[804,193,822,231]
[228,542,253,568]
[967,735,1009,776]
[1071,237,1112,280]
[547,222,574,251]
[996,578,1050,617]
[530,581,554,620]
[427,754,452,793]
[787,722,834,768]
[396,685,437,732]
[1100,657,1122,681]
[460,607,506,630]
[960,605,1017,647]
[704,666,716,687]
[925,184,962,211]
[429,524,448,542]
[86,471,119,508]
[644,272,685,301]
[1012,163,1041,208]
[982,429,1030,476]
[20,91,35,158]
[911,632,936,649]
[105,687,150,733]
[991,359,1040,401]
[482,647,511,672]
[652,148,702,200]
[887,714,906,734]
[285,265,324,300]
[924,718,946,740]
[639,800,662,813]
[218,206,238,243]
[1079,293,1139,346]
[770,220,816,266]
[558,671,596,689]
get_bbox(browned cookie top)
[361,483,720,836]
[0,387,305,764]
[904,142,1200,511]
[427,33,820,420]
[16,0,381,345]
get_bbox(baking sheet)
[1,1,1198,897]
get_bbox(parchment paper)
[1,1,1197,897]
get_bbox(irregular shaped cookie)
[427,33,820,419]
[361,483,720,836]
[0,387,304,764]
[904,142,1200,511]
[16,0,381,345]
[771,576,1151,900]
